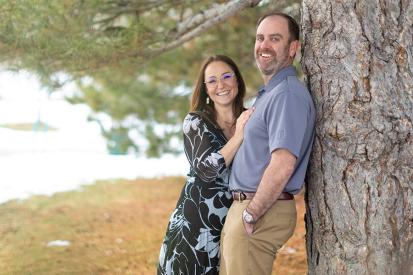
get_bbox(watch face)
[243,210,254,224]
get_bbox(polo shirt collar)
[257,65,297,97]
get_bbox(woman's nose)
[217,79,225,88]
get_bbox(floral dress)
[158,112,233,275]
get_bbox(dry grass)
[273,189,307,274]
[0,177,306,274]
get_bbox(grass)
[0,177,307,274]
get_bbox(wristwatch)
[242,209,256,224]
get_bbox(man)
[219,12,316,275]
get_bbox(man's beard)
[256,54,289,76]
[255,46,290,76]
[258,61,282,76]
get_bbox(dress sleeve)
[183,113,227,182]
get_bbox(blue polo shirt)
[229,65,315,194]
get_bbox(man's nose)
[260,38,271,48]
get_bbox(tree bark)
[301,0,413,274]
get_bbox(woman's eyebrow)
[206,71,232,79]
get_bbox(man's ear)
[289,40,300,58]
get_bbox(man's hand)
[243,218,254,236]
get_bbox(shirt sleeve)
[266,92,308,158]
[183,113,227,182]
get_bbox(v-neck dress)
[157,112,233,275]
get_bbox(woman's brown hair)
[190,55,246,126]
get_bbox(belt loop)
[240,191,246,202]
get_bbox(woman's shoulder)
[183,111,216,132]
[185,111,201,119]
[185,111,212,123]
[183,112,203,133]
[184,112,203,124]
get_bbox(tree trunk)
[301,1,413,274]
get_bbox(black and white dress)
[158,112,233,275]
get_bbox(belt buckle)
[239,191,246,202]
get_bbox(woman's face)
[204,61,238,109]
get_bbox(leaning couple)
[158,12,315,275]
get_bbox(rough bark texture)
[301,1,413,274]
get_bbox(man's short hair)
[257,12,300,42]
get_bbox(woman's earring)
[206,97,210,104]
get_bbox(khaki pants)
[219,199,296,275]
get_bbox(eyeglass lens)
[205,73,234,88]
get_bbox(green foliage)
[0,0,300,157]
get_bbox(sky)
[0,71,188,204]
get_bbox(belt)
[232,191,293,202]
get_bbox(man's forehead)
[257,15,289,33]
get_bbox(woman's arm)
[183,109,253,182]
[183,114,226,182]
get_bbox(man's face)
[254,15,296,78]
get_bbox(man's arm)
[243,148,296,234]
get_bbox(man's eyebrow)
[255,33,283,38]
[269,33,283,38]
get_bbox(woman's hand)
[219,107,254,166]
[234,107,255,140]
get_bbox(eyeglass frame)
[204,72,236,89]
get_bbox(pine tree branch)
[69,0,262,73]
[137,0,262,59]
[94,0,180,25]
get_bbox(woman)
[158,55,253,274]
